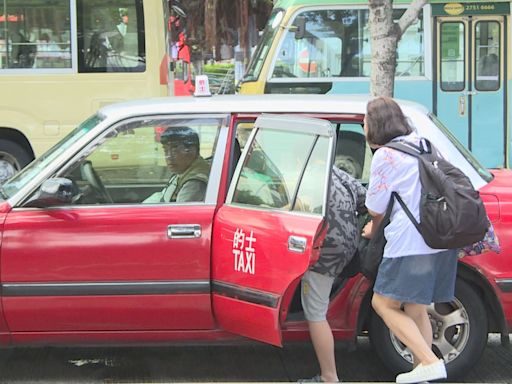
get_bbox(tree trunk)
[369,0,398,97]
[204,0,218,59]
[369,0,428,97]
[239,0,250,63]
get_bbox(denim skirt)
[373,249,458,305]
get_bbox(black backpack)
[385,139,488,249]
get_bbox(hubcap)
[0,152,21,183]
[389,298,470,364]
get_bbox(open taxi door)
[212,114,336,346]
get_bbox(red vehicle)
[168,1,195,96]
[0,94,509,380]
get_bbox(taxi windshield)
[1,114,104,199]
[242,8,284,82]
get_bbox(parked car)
[0,94,509,380]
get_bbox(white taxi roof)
[98,94,428,120]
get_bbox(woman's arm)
[362,209,384,239]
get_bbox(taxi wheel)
[369,279,488,379]
[0,139,32,183]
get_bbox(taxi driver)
[144,126,210,203]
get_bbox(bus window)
[272,10,358,79]
[395,13,424,77]
[0,0,145,72]
[440,22,465,92]
[77,0,145,73]
[0,0,71,69]
[243,9,284,82]
[271,8,424,79]
[475,21,500,92]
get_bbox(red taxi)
[0,94,509,379]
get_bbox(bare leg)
[372,293,439,365]
[308,320,339,382]
[404,303,433,368]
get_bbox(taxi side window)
[334,123,371,184]
[51,117,221,205]
[231,128,328,214]
[235,122,255,150]
[293,136,329,213]
[234,120,371,190]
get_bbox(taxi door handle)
[288,235,307,253]
[168,224,202,239]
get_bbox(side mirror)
[24,178,77,208]
[292,16,306,40]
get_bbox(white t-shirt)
[365,132,440,258]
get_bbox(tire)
[0,139,32,183]
[369,279,488,380]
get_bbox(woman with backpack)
[362,97,457,384]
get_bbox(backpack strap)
[391,191,422,233]
[383,141,426,234]
[385,141,420,157]
[385,138,437,158]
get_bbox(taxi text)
[232,228,256,275]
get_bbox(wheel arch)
[0,127,35,161]
[457,262,509,340]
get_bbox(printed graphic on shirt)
[367,148,402,198]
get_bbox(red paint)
[1,205,215,334]
[211,205,325,346]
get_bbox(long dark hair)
[365,97,413,146]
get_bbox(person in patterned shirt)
[299,165,367,383]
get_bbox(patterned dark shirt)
[311,166,367,277]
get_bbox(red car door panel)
[212,206,325,345]
[1,205,214,331]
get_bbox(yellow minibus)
[0,0,171,181]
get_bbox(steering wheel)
[272,66,297,78]
[80,160,113,203]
